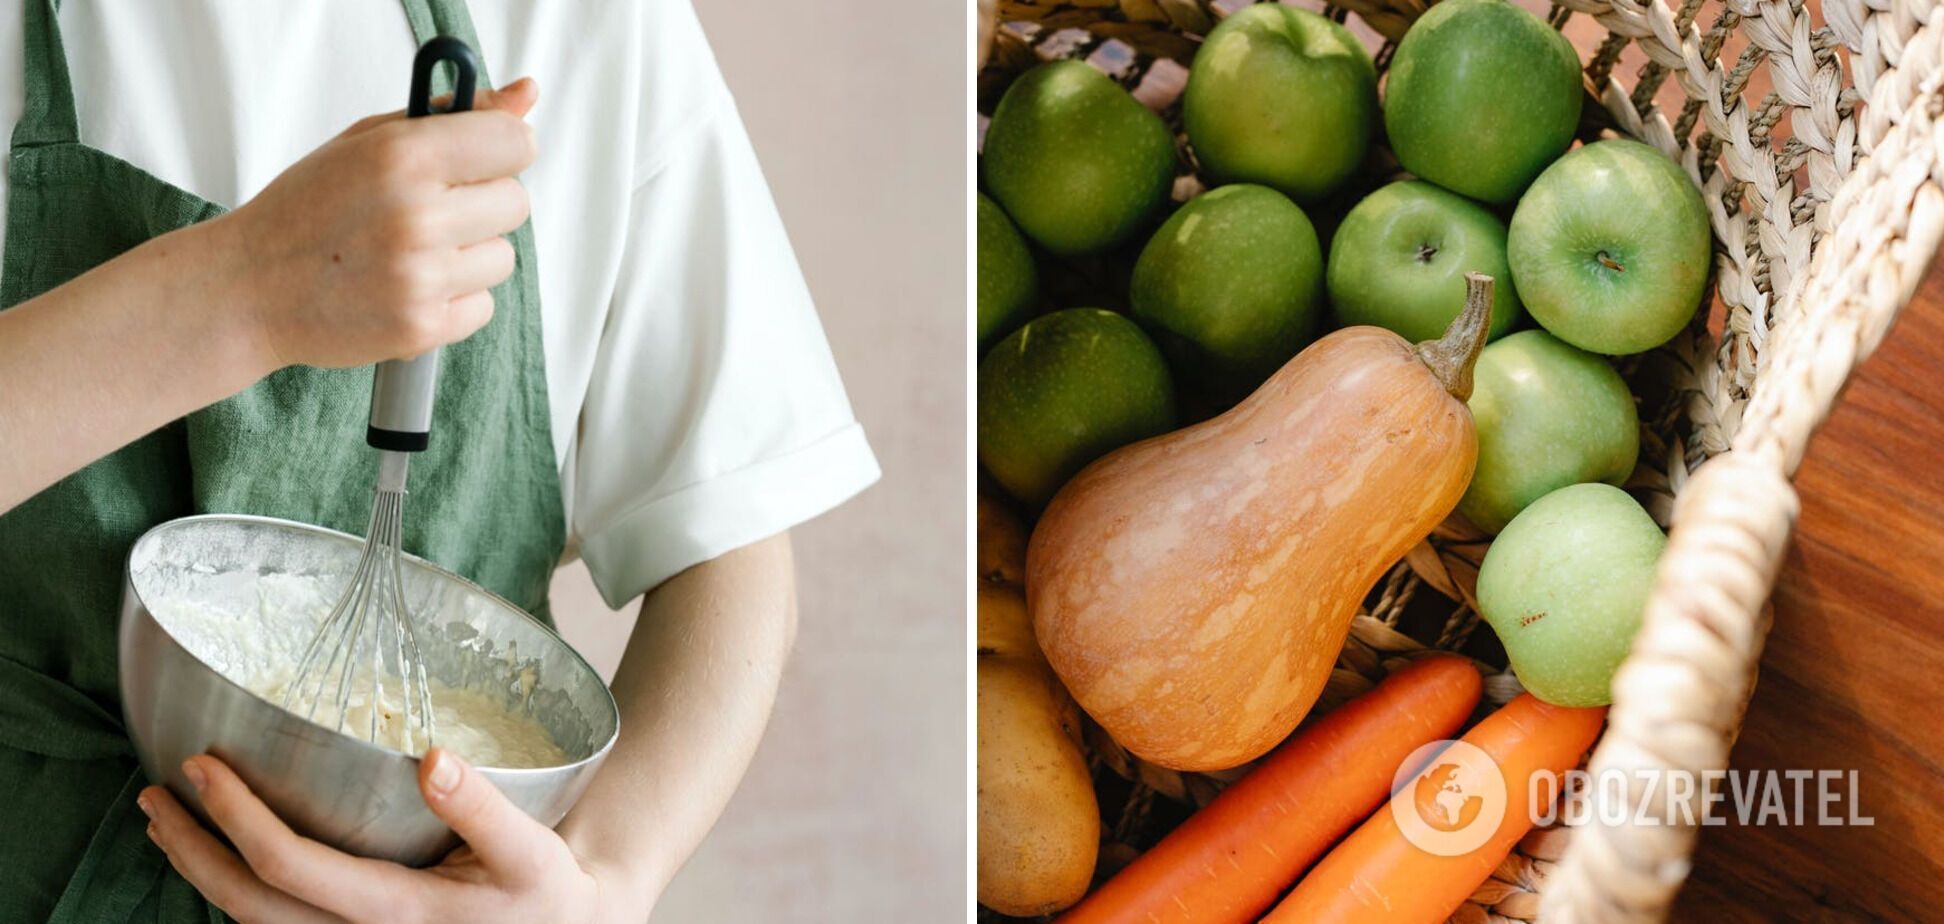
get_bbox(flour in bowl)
[151,573,568,769]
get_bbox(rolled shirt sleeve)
[568,91,879,608]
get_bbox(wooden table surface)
[1668,263,1944,921]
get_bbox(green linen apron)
[0,1,566,920]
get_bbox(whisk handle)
[368,37,481,453]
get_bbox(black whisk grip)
[408,36,478,117]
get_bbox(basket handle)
[1542,32,1944,920]
[1539,452,1795,921]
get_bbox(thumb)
[480,77,539,119]
[337,76,539,138]
[419,747,555,881]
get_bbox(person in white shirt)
[0,1,878,920]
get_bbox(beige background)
[546,1,967,920]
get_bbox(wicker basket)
[976,0,1944,920]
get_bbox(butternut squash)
[1027,275,1496,771]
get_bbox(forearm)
[557,532,798,918]
[0,83,543,517]
[0,216,271,512]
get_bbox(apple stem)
[1415,272,1493,401]
[1597,250,1625,273]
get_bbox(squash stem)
[1415,272,1494,401]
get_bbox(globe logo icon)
[1391,740,1508,856]
[1414,761,1487,832]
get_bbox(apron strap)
[11,0,81,149]
[399,0,493,89]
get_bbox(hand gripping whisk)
[283,37,483,753]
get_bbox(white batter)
[253,665,566,770]
[153,574,568,770]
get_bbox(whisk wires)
[282,452,436,752]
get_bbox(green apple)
[1129,184,1323,401]
[978,193,1038,353]
[982,61,1177,256]
[1459,331,1639,533]
[1326,180,1523,343]
[1508,139,1712,355]
[1183,3,1377,203]
[1478,483,1664,707]
[979,309,1176,507]
[1384,0,1581,204]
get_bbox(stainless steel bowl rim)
[125,512,620,775]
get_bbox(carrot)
[1057,655,1483,924]
[1261,693,1606,924]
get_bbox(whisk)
[284,450,438,751]
[283,36,482,753]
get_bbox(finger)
[418,748,555,883]
[484,77,539,119]
[338,108,404,139]
[142,786,341,924]
[439,177,531,244]
[443,239,515,301]
[404,109,536,185]
[336,77,538,139]
[184,756,419,921]
[440,290,498,344]
[423,80,540,120]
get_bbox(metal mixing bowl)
[120,514,619,867]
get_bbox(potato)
[977,494,1029,588]
[976,583,1038,660]
[977,585,1098,916]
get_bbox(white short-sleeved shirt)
[0,0,881,607]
